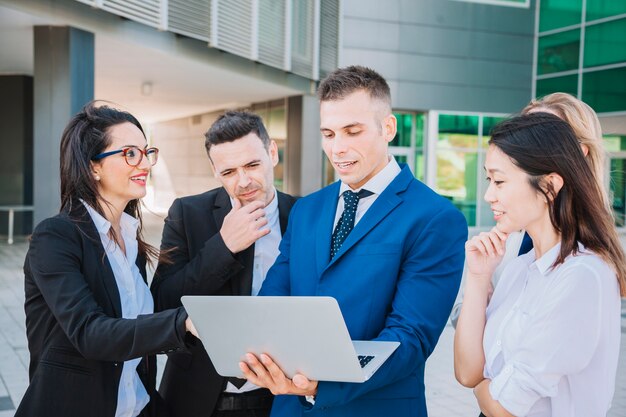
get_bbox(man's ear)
[383,113,397,143]
[269,140,279,167]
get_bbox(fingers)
[466,230,506,257]
[239,353,317,396]
[292,374,312,390]
[185,317,198,338]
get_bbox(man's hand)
[220,199,270,253]
[239,353,318,396]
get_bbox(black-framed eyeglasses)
[92,146,159,167]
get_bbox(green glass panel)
[536,74,578,98]
[436,150,477,226]
[586,0,626,21]
[481,116,507,148]
[415,113,425,148]
[391,113,412,147]
[609,157,626,226]
[438,114,479,149]
[539,0,583,32]
[537,29,580,75]
[583,67,626,113]
[414,151,425,182]
[584,19,626,68]
[603,136,626,152]
[395,155,408,164]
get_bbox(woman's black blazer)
[15,203,188,417]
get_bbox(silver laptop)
[181,296,399,383]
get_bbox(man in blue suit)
[240,65,468,417]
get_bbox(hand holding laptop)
[240,352,318,396]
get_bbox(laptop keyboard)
[358,355,375,368]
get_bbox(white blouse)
[83,202,154,417]
[483,243,621,417]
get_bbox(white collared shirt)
[483,242,621,417]
[82,202,153,417]
[225,189,281,393]
[333,156,401,228]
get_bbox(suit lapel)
[324,167,413,271]
[213,188,254,295]
[277,191,291,236]
[70,203,123,318]
[315,182,341,276]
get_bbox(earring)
[94,175,100,181]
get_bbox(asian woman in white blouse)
[454,112,626,417]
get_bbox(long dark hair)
[490,112,626,296]
[59,101,159,264]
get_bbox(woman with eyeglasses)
[16,102,197,417]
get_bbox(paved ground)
[1,213,625,416]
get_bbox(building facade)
[3,0,622,236]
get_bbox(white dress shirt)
[82,202,154,417]
[225,189,281,393]
[333,156,401,228]
[483,242,621,417]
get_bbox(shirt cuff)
[489,364,541,417]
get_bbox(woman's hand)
[465,227,508,280]
[185,317,198,338]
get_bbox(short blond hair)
[522,93,608,205]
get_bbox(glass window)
[389,112,425,181]
[536,74,578,98]
[395,155,408,164]
[586,0,626,22]
[609,157,626,227]
[436,150,478,226]
[584,18,626,68]
[537,29,581,75]
[438,115,479,149]
[582,67,626,113]
[415,151,425,182]
[438,114,481,226]
[391,113,412,147]
[603,135,626,152]
[482,116,507,148]
[415,113,424,147]
[539,0,583,32]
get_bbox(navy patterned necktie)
[330,189,373,259]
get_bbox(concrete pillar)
[33,26,94,226]
[0,75,33,235]
[285,95,321,197]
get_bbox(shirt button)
[496,340,502,346]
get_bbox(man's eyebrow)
[320,122,364,131]
[219,159,261,175]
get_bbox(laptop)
[181,296,400,383]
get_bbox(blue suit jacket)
[259,165,467,417]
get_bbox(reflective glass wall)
[536,0,626,112]
[435,113,506,228]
